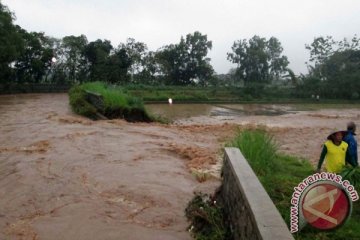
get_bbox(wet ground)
[1,94,360,239]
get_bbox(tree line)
[1,1,360,99]
[299,36,360,99]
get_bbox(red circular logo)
[301,182,351,230]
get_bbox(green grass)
[227,129,279,176]
[82,82,129,109]
[122,85,360,104]
[68,82,152,121]
[228,129,360,240]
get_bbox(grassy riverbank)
[3,83,360,105]
[69,82,153,122]
[229,129,360,240]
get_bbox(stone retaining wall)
[85,90,104,112]
[220,147,294,240]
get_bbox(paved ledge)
[220,147,294,240]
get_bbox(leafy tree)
[156,42,190,85]
[118,38,147,82]
[322,50,360,98]
[305,35,360,79]
[84,39,113,81]
[306,35,360,65]
[227,35,289,86]
[156,31,213,85]
[299,35,360,99]
[61,35,88,83]
[0,2,24,83]
[267,37,289,81]
[184,31,214,86]
[14,31,54,83]
[105,48,132,84]
[136,51,159,85]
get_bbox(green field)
[122,85,360,104]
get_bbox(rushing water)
[1,94,360,239]
[0,94,221,240]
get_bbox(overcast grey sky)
[3,0,360,74]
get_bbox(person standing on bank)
[343,122,358,167]
[317,130,348,173]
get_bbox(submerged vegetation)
[185,192,231,240]
[69,82,152,122]
[229,129,360,240]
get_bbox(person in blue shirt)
[343,122,358,167]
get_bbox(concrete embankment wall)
[220,147,294,240]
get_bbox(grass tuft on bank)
[69,82,152,122]
[229,129,360,240]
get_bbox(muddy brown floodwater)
[1,94,359,240]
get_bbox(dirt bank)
[0,94,359,239]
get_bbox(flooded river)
[1,94,359,239]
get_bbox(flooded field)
[146,103,293,120]
[1,94,360,239]
[146,102,360,120]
